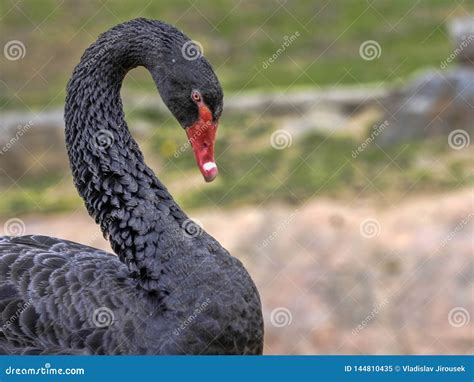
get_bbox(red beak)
[186,119,218,182]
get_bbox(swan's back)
[0,235,145,354]
[0,236,263,354]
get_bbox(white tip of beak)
[203,162,217,172]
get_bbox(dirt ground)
[1,188,473,354]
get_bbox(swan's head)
[152,48,223,182]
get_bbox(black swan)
[0,18,263,355]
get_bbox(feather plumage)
[0,18,263,355]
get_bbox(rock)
[124,86,391,117]
[280,104,349,137]
[0,110,150,185]
[447,17,474,66]
[376,68,474,145]
[0,110,67,182]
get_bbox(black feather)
[0,18,263,355]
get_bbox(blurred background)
[0,0,473,354]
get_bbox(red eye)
[191,91,201,102]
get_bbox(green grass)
[2,0,472,109]
[174,125,471,209]
[0,187,80,216]
[1,0,472,215]
[1,113,471,216]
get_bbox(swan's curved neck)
[64,21,190,288]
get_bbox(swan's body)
[0,18,263,355]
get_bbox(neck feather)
[64,19,192,287]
